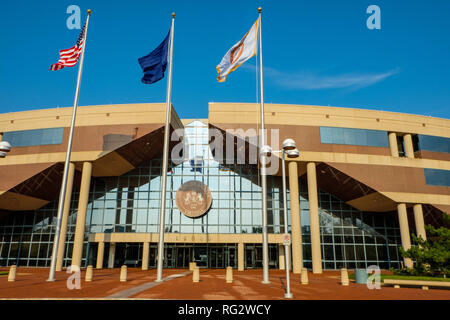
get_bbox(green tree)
[399,214,450,278]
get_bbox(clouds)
[243,65,399,90]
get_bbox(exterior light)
[0,141,12,152]
[282,138,296,151]
[286,148,299,158]
[0,151,6,158]
[260,145,272,157]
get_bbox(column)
[142,242,150,270]
[108,243,116,268]
[307,162,322,274]
[388,132,399,157]
[71,161,92,268]
[403,134,415,159]
[56,162,76,271]
[238,242,244,271]
[278,244,285,270]
[397,203,413,268]
[288,161,303,274]
[413,204,427,241]
[96,241,105,269]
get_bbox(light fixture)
[0,141,12,152]
[282,138,296,151]
[286,148,299,158]
[0,151,6,158]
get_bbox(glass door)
[165,246,175,268]
[193,246,208,267]
[176,247,191,268]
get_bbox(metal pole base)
[154,279,164,283]
[46,278,56,282]
[284,293,293,299]
[261,280,271,284]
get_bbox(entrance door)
[208,247,225,268]
[226,247,237,268]
[176,247,191,268]
[245,245,263,268]
[193,246,207,267]
[114,243,141,267]
[165,246,175,268]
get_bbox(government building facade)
[0,103,448,274]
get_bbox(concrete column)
[142,242,150,270]
[413,204,427,241]
[388,132,399,157]
[403,134,415,159]
[307,162,322,274]
[96,241,105,269]
[56,162,75,271]
[278,244,285,270]
[397,203,413,268]
[71,161,92,268]
[288,161,303,274]
[108,243,116,268]
[238,242,244,271]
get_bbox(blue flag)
[138,30,170,84]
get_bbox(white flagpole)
[156,12,176,282]
[47,9,92,282]
[258,7,270,284]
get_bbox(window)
[424,168,450,187]
[3,128,64,147]
[396,135,405,157]
[320,127,389,148]
[417,135,450,153]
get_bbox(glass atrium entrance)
[107,243,241,269]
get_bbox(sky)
[0,0,449,119]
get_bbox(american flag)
[50,24,86,71]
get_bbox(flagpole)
[47,9,92,282]
[156,12,175,282]
[258,7,270,284]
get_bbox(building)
[0,103,449,274]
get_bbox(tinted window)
[320,127,389,148]
[3,128,64,147]
[424,168,450,187]
[418,135,450,153]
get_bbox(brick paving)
[0,267,449,300]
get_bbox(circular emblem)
[176,180,212,218]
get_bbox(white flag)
[216,18,259,82]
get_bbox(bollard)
[8,265,17,282]
[189,262,197,271]
[85,265,93,282]
[341,268,349,286]
[301,268,309,285]
[120,265,127,282]
[226,266,233,284]
[193,267,200,283]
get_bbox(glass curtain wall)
[0,121,403,269]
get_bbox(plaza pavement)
[0,267,448,300]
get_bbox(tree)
[399,214,450,278]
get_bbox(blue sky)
[0,0,449,119]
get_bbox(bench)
[384,279,450,290]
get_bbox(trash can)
[354,269,368,284]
